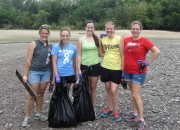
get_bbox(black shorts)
[81,63,100,77]
[61,75,76,83]
[100,67,122,84]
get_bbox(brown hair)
[130,21,143,30]
[85,19,99,48]
[59,27,71,51]
[39,24,50,34]
[39,24,50,45]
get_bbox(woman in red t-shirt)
[120,21,160,130]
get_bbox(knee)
[27,94,34,101]
[132,94,141,101]
[106,88,111,94]
[37,92,45,98]
[111,89,117,95]
[90,85,96,91]
[105,86,111,91]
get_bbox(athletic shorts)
[100,67,122,84]
[124,72,146,85]
[81,63,100,77]
[28,70,51,85]
[61,75,76,83]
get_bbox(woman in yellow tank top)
[100,22,123,122]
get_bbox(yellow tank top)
[101,35,122,70]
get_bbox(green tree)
[32,10,50,29]
[147,2,163,29]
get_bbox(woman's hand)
[49,80,54,92]
[23,75,28,83]
[55,76,61,83]
[78,69,82,77]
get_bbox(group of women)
[21,20,160,130]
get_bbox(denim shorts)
[28,70,51,84]
[124,72,146,85]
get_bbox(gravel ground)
[0,39,179,130]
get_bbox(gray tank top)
[30,40,52,71]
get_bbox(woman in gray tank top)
[22,25,53,127]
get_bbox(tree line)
[0,0,179,31]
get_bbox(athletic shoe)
[34,113,48,121]
[136,120,146,130]
[22,117,30,127]
[100,107,113,118]
[113,111,122,122]
[93,108,97,117]
[126,114,139,122]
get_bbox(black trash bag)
[73,72,95,122]
[48,79,77,128]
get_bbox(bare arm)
[77,38,82,74]
[98,38,104,57]
[23,41,36,83]
[148,46,160,64]
[119,38,124,70]
[52,55,59,77]
[73,56,76,76]
[49,55,54,82]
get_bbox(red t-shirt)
[123,37,154,74]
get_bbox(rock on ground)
[0,39,179,130]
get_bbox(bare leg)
[110,82,119,112]
[128,82,138,115]
[131,83,144,120]
[66,83,72,94]
[105,81,113,110]
[88,76,99,106]
[36,82,48,114]
[25,84,39,117]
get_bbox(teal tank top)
[81,36,99,66]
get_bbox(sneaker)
[22,117,30,127]
[100,107,113,118]
[126,114,139,122]
[94,108,97,117]
[113,111,122,122]
[136,120,146,130]
[34,113,48,121]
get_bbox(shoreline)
[0,30,180,44]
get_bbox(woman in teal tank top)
[77,19,103,110]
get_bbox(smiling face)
[131,24,141,39]
[39,29,50,42]
[60,30,70,44]
[105,22,115,37]
[85,22,94,35]
[130,21,143,40]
